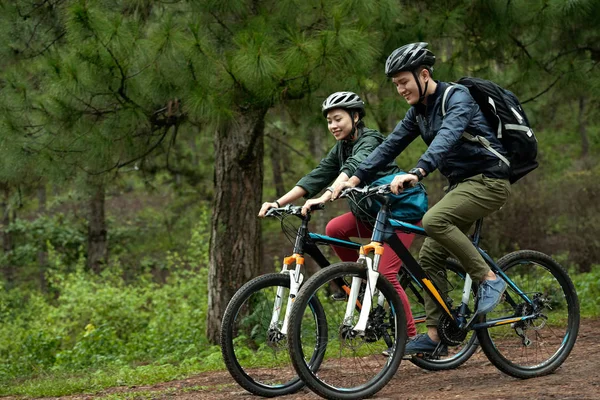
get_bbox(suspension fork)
[278,254,304,335]
[343,242,384,333]
[270,254,305,335]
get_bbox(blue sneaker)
[476,276,507,316]
[404,334,448,356]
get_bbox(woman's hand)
[331,180,358,200]
[258,202,279,217]
[301,198,325,216]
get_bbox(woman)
[258,91,419,342]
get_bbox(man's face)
[391,70,426,105]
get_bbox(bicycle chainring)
[438,313,467,346]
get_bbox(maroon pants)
[325,212,418,337]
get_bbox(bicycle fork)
[270,254,304,336]
[343,242,384,334]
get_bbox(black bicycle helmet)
[385,42,435,78]
[321,91,366,119]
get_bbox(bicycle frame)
[268,206,361,335]
[268,205,429,335]
[345,189,539,335]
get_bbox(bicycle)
[220,203,477,397]
[287,185,580,400]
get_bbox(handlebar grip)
[310,203,326,211]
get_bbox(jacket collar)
[415,80,448,115]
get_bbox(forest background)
[0,0,599,397]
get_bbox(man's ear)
[421,68,431,82]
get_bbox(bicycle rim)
[477,250,580,378]
[288,262,407,400]
[220,273,326,397]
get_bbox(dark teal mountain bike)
[287,185,580,400]
[220,203,477,397]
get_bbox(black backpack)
[442,77,538,183]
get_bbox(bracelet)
[325,186,334,193]
[274,200,281,208]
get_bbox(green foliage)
[0,230,216,389]
[572,266,600,317]
[1,214,86,272]
[0,0,599,394]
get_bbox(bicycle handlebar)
[339,184,392,199]
[264,202,325,218]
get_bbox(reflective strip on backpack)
[487,97,503,138]
[510,107,525,124]
[505,124,534,138]
[461,132,511,167]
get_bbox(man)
[333,42,511,354]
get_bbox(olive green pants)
[420,174,511,327]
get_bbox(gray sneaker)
[404,333,448,356]
[476,276,507,316]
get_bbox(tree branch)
[521,74,563,104]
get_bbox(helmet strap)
[347,111,358,140]
[412,70,429,104]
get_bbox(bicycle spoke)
[288,263,406,399]
[221,273,325,396]
[477,251,579,378]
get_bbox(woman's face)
[326,109,357,141]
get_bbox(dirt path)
[39,318,600,399]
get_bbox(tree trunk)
[269,139,285,198]
[37,184,48,291]
[206,106,267,344]
[304,126,326,276]
[578,96,589,158]
[87,180,108,273]
[0,184,14,284]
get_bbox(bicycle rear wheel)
[220,273,327,397]
[287,262,407,400]
[407,259,479,371]
[476,250,580,378]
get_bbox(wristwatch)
[408,168,425,181]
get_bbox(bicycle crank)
[438,313,468,346]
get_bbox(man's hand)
[390,174,418,194]
[258,202,278,217]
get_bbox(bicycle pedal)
[331,292,347,301]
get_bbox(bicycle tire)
[220,273,327,397]
[476,250,580,378]
[287,262,407,400]
[408,259,479,371]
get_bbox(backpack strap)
[460,132,511,167]
[442,85,510,167]
[441,85,455,116]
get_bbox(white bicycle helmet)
[321,91,366,118]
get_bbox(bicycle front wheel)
[476,250,580,378]
[220,273,327,397]
[287,262,407,400]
